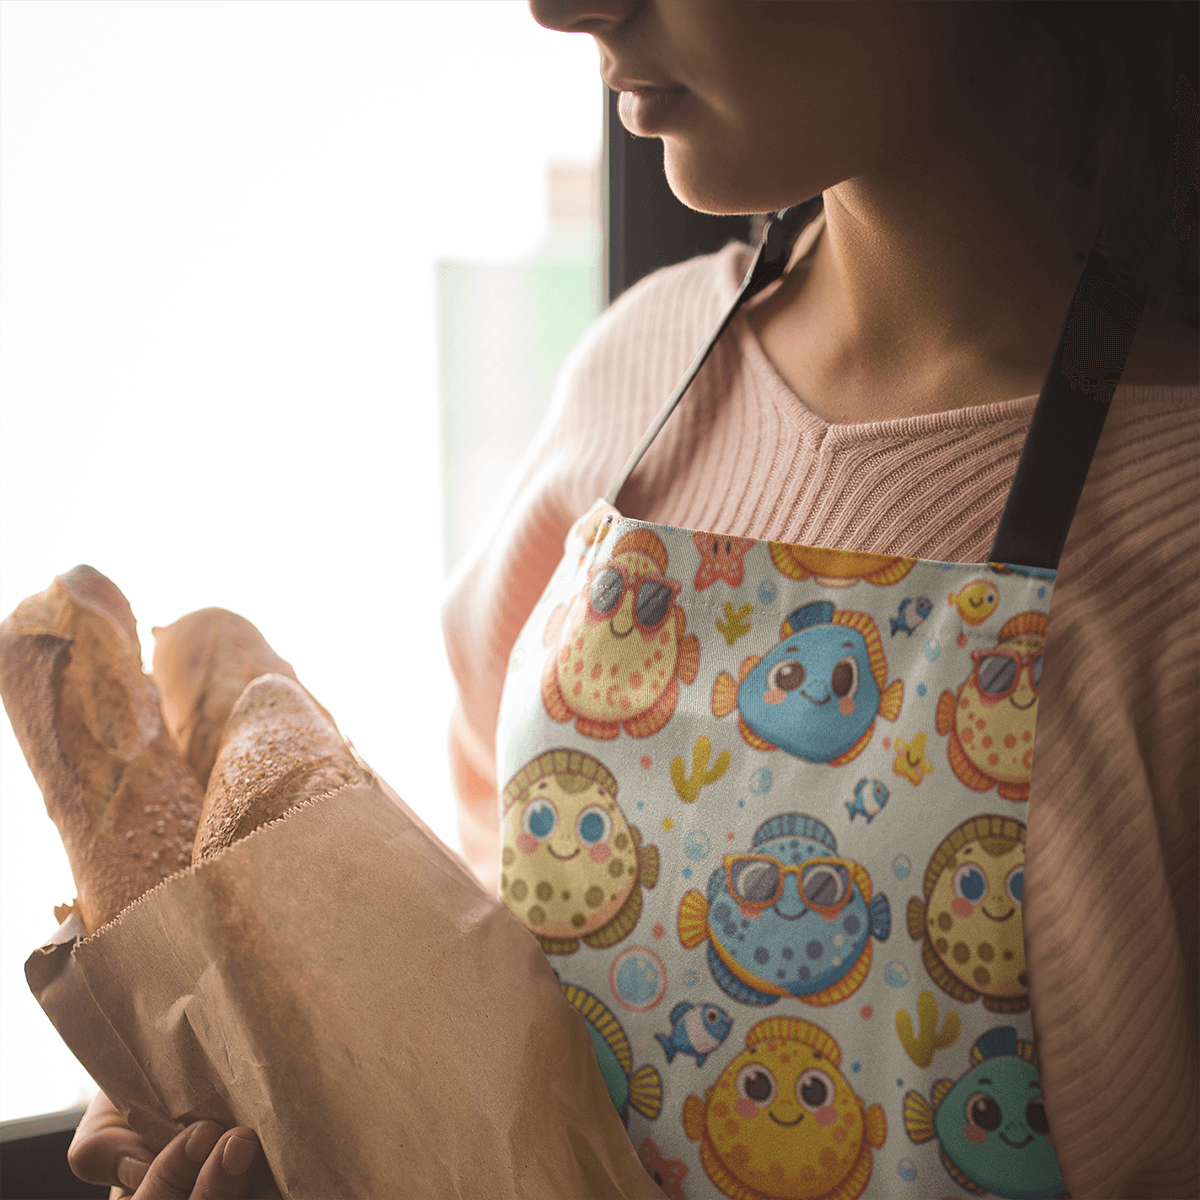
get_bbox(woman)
[71,3,1197,1197]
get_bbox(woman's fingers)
[126,1120,260,1200]
[69,1089,270,1199]
[68,1090,155,1189]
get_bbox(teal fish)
[903,1026,1065,1199]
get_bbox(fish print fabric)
[495,501,1064,1200]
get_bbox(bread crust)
[0,567,202,933]
[151,608,301,790]
[193,673,367,865]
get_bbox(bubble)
[1037,586,1046,599]
[897,1157,918,1182]
[758,580,777,605]
[892,854,912,879]
[684,830,712,861]
[884,961,910,988]
[749,768,773,795]
[924,638,941,662]
[610,946,667,1012]
[916,682,927,698]
[682,867,692,879]
[682,969,698,987]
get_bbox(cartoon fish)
[903,1027,1064,1199]
[501,749,659,955]
[678,813,890,1007]
[846,778,889,824]
[906,815,1029,1014]
[770,543,916,589]
[893,731,934,785]
[560,981,663,1125]
[890,596,933,637]
[936,612,1046,802]
[655,1000,734,1067]
[542,528,700,739]
[948,580,1000,627]
[683,1015,886,1200]
[711,601,903,765]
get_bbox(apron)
[493,198,1145,1200]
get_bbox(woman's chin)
[661,143,806,218]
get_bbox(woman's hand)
[69,1090,281,1199]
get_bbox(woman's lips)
[617,86,689,137]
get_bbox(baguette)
[0,567,202,933]
[150,608,301,790]
[193,672,368,865]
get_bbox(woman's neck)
[744,39,1197,425]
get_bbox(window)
[0,0,601,1125]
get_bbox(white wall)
[0,0,602,1122]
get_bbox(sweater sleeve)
[438,245,753,890]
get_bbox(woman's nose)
[528,0,638,34]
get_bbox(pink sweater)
[441,239,1199,1199]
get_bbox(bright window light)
[0,0,602,1123]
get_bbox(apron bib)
[493,201,1145,1200]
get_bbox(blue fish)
[713,601,903,765]
[846,778,889,824]
[654,1001,733,1068]
[889,596,933,637]
[677,813,890,1008]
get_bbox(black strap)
[604,197,823,507]
[605,202,1146,572]
[988,239,1145,568]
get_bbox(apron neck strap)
[604,197,823,509]
[988,239,1145,569]
[604,203,1147,572]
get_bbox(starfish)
[692,532,755,591]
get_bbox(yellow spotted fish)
[683,1015,886,1200]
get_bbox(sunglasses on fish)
[970,648,1043,701]
[723,853,857,917]
[587,563,681,634]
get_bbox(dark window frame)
[603,89,757,305]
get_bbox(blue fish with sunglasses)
[677,812,890,1007]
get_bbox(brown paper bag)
[25,769,666,1199]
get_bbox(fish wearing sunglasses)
[587,563,681,635]
[723,853,861,919]
[970,648,1042,705]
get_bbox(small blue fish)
[846,778,889,824]
[890,596,933,637]
[655,1001,733,1068]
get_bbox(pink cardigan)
[440,240,1199,1199]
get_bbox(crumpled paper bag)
[25,767,666,1199]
